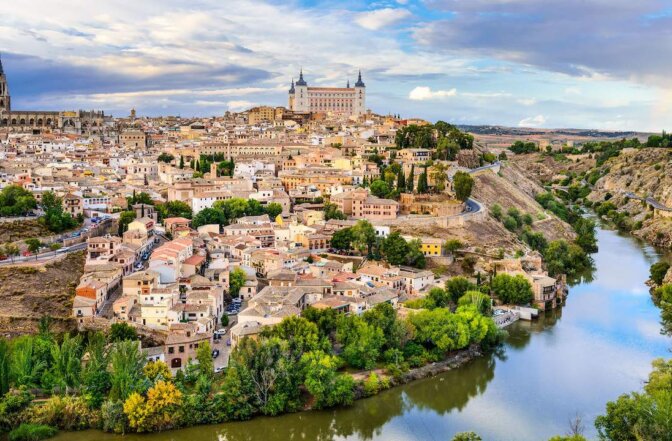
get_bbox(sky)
[1,0,671,131]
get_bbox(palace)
[0,55,110,135]
[288,70,366,117]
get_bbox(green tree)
[228,267,246,298]
[369,180,390,198]
[0,185,37,217]
[324,203,346,221]
[10,336,45,389]
[0,339,10,395]
[408,308,471,352]
[491,274,534,305]
[417,167,428,194]
[426,287,451,309]
[396,167,406,192]
[445,276,477,304]
[157,153,174,163]
[179,155,185,169]
[301,351,355,409]
[49,334,83,394]
[157,201,192,220]
[196,341,214,378]
[330,227,353,250]
[453,171,474,202]
[452,432,482,441]
[24,238,41,255]
[82,332,111,407]
[118,211,136,235]
[444,239,463,254]
[351,220,376,256]
[650,261,670,286]
[109,323,138,342]
[381,232,409,266]
[264,203,283,220]
[191,207,227,229]
[336,315,385,370]
[406,239,426,268]
[407,164,415,193]
[108,340,147,401]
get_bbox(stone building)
[0,55,110,134]
[288,70,366,117]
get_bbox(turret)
[0,53,10,113]
[355,70,365,88]
[296,68,307,86]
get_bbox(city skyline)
[1,0,671,130]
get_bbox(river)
[57,224,670,441]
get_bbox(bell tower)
[0,53,10,113]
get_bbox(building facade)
[288,70,366,117]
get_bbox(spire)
[0,53,4,76]
[347,79,350,88]
[289,78,295,94]
[296,68,307,86]
[355,70,365,88]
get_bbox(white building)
[288,70,366,117]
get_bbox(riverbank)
[52,220,670,441]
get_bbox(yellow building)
[403,236,443,256]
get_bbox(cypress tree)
[179,155,184,169]
[417,167,428,194]
[397,168,406,192]
[407,165,415,193]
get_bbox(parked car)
[212,349,220,359]
[215,366,225,373]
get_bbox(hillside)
[0,252,83,335]
[588,148,672,247]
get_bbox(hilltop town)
[0,64,578,374]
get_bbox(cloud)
[518,114,547,127]
[517,98,537,106]
[417,0,672,86]
[226,100,255,111]
[355,8,412,30]
[409,86,457,100]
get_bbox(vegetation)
[228,267,247,298]
[157,153,174,164]
[508,141,538,154]
[155,201,192,220]
[453,171,474,202]
[395,121,473,151]
[323,202,346,221]
[0,186,37,217]
[39,192,81,233]
[8,424,57,441]
[650,261,670,286]
[191,198,279,229]
[491,274,534,305]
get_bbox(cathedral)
[288,70,366,117]
[0,55,110,135]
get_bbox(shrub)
[8,424,58,441]
[29,396,94,431]
[650,261,670,286]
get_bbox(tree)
[351,220,376,256]
[301,351,354,409]
[417,167,428,194]
[381,232,409,266]
[263,316,321,363]
[453,171,474,202]
[650,261,670,286]
[544,239,592,277]
[124,380,182,432]
[10,336,45,389]
[49,333,83,394]
[24,238,41,255]
[445,276,476,304]
[369,180,390,198]
[491,274,534,305]
[407,164,415,193]
[408,308,471,352]
[336,315,385,370]
[108,340,146,401]
[491,204,503,220]
[157,201,192,220]
[458,291,492,315]
[324,202,346,221]
[118,211,136,235]
[196,341,214,378]
[406,239,426,268]
[0,185,37,217]
[191,207,226,229]
[396,167,406,192]
[109,322,138,342]
[143,361,172,383]
[452,433,482,441]
[444,239,463,254]
[0,339,10,396]
[426,287,451,309]
[264,202,283,220]
[330,227,353,250]
[430,163,448,192]
[157,153,174,163]
[228,267,246,298]
[220,314,229,327]
[179,155,185,169]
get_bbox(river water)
[58,224,670,441]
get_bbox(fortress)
[288,70,366,117]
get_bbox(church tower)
[0,54,10,113]
[353,70,366,117]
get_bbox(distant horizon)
[1,0,670,131]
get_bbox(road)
[0,241,87,266]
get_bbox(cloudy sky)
[1,0,671,130]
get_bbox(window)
[168,346,174,354]
[179,346,185,353]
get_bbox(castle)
[288,70,366,117]
[0,55,110,135]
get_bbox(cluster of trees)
[491,204,534,233]
[593,200,635,232]
[39,191,82,233]
[191,198,283,229]
[189,154,235,178]
[0,304,499,438]
[508,141,538,154]
[0,186,37,217]
[157,153,174,164]
[646,130,672,148]
[330,221,426,268]
[323,202,346,221]
[394,121,474,154]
